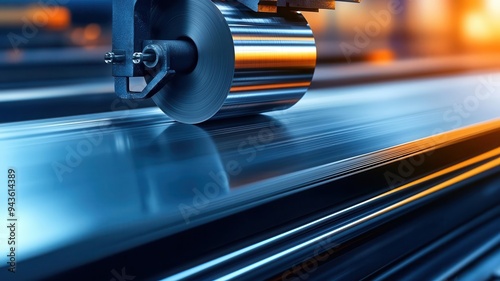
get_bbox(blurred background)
[1,0,500,88]
[0,0,111,87]
[307,0,500,62]
[1,2,500,279]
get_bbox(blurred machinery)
[105,0,359,123]
[237,0,359,12]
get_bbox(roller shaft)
[149,0,316,123]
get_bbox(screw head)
[104,52,115,64]
[132,52,142,64]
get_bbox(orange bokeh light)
[367,49,395,65]
[27,6,71,30]
[463,12,491,42]
[84,24,102,41]
[0,5,70,30]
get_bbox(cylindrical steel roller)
[148,0,316,124]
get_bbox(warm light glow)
[459,0,500,46]
[303,11,330,34]
[485,0,500,35]
[486,0,500,15]
[463,12,491,42]
[70,24,102,45]
[0,6,70,30]
[410,0,451,34]
[233,36,315,42]
[83,24,102,41]
[235,46,317,69]
[27,6,71,30]
[231,81,311,93]
[366,49,395,65]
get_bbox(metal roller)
[107,0,358,124]
[148,0,316,123]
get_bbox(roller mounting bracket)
[115,41,176,100]
[107,0,176,100]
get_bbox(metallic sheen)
[1,71,500,280]
[237,0,361,13]
[149,0,316,124]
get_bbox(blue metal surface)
[0,70,499,279]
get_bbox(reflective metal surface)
[0,70,500,279]
[237,0,361,13]
[2,0,500,279]
[178,150,500,281]
[149,0,316,123]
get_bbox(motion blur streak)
[230,81,312,92]
[234,46,317,69]
[386,157,500,210]
[213,156,500,281]
[1,0,500,279]
[216,158,500,281]
[381,146,500,197]
[232,36,315,42]
[161,120,500,281]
